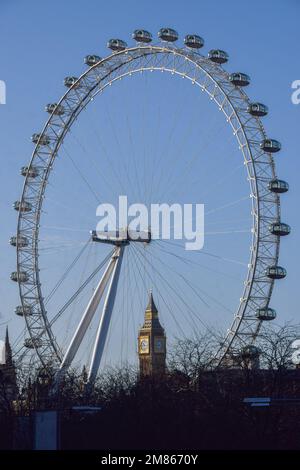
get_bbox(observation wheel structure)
[11,28,290,383]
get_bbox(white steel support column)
[57,249,119,380]
[87,246,124,386]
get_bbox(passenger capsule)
[13,200,32,212]
[46,103,65,115]
[247,102,268,117]
[184,34,204,49]
[10,235,29,247]
[158,28,178,42]
[15,305,33,317]
[268,179,289,194]
[269,222,291,236]
[208,49,229,64]
[266,265,287,279]
[229,72,250,87]
[241,345,261,358]
[107,39,127,51]
[20,166,39,178]
[37,368,51,382]
[132,30,152,43]
[10,271,29,283]
[260,139,281,153]
[84,55,102,66]
[31,133,50,145]
[64,76,79,88]
[24,337,42,349]
[256,307,277,321]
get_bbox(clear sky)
[0,0,299,368]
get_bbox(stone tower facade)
[0,327,18,400]
[138,292,166,378]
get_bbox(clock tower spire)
[138,291,166,378]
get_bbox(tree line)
[1,324,300,449]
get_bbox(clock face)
[154,337,165,353]
[139,336,149,354]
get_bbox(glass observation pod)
[13,200,32,212]
[20,166,39,178]
[24,337,42,349]
[268,179,289,194]
[247,102,268,117]
[31,133,50,145]
[37,368,51,383]
[269,222,291,236]
[64,76,80,88]
[208,49,229,64]
[132,30,152,43]
[10,271,29,283]
[15,305,33,317]
[256,307,277,321]
[158,28,179,42]
[184,34,204,49]
[266,265,287,279]
[229,73,251,87]
[46,103,65,115]
[10,235,29,247]
[260,139,281,153]
[241,345,261,358]
[84,55,102,66]
[107,39,127,51]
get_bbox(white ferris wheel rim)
[14,40,281,373]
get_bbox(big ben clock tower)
[138,292,166,378]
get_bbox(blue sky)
[0,0,299,366]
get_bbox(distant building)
[221,346,261,370]
[138,292,166,378]
[0,327,18,401]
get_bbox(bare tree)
[168,331,222,380]
[93,364,138,403]
[257,323,300,370]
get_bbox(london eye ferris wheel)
[10,28,290,385]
